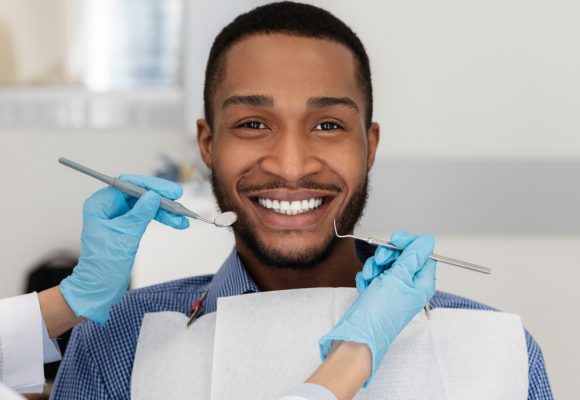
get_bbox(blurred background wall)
[0,0,578,397]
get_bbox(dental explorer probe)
[59,157,238,228]
[333,220,491,274]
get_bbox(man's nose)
[259,129,323,182]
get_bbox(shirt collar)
[204,248,259,314]
[204,240,376,314]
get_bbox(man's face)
[198,34,379,269]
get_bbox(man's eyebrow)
[307,97,359,112]
[222,95,274,109]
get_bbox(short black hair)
[203,1,373,130]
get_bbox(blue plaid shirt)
[52,242,553,399]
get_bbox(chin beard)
[210,173,369,270]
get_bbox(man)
[52,2,552,399]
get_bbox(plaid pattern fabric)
[52,243,553,399]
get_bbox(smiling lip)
[245,189,338,230]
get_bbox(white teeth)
[256,197,324,215]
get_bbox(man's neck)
[235,239,363,291]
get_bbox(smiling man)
[52,2,552,399]
[198,31,377,290]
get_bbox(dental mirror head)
[213,211,238,227]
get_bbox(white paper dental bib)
[131,288,528,400]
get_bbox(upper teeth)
[257,198,323,215]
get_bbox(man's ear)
[197,119,213,169]
[366,122,380,170]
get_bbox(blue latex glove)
[319,232,437,386]
[60,175,189,325]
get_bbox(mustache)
[238,177,342,194]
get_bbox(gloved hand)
[60,175,189,325]
[319,232,437,386]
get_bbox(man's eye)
[313,121,342,131]
[237,120,267,129]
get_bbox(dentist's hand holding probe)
[318,232,437,387]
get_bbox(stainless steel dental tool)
[333,220,491,274]
[59,157,238,228]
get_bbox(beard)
[210,172,369,270]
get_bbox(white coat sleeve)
[0,292,60,393]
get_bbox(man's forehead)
[215,33,362,103]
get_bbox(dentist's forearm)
[307,341,371,400]
[38,286,84,338]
